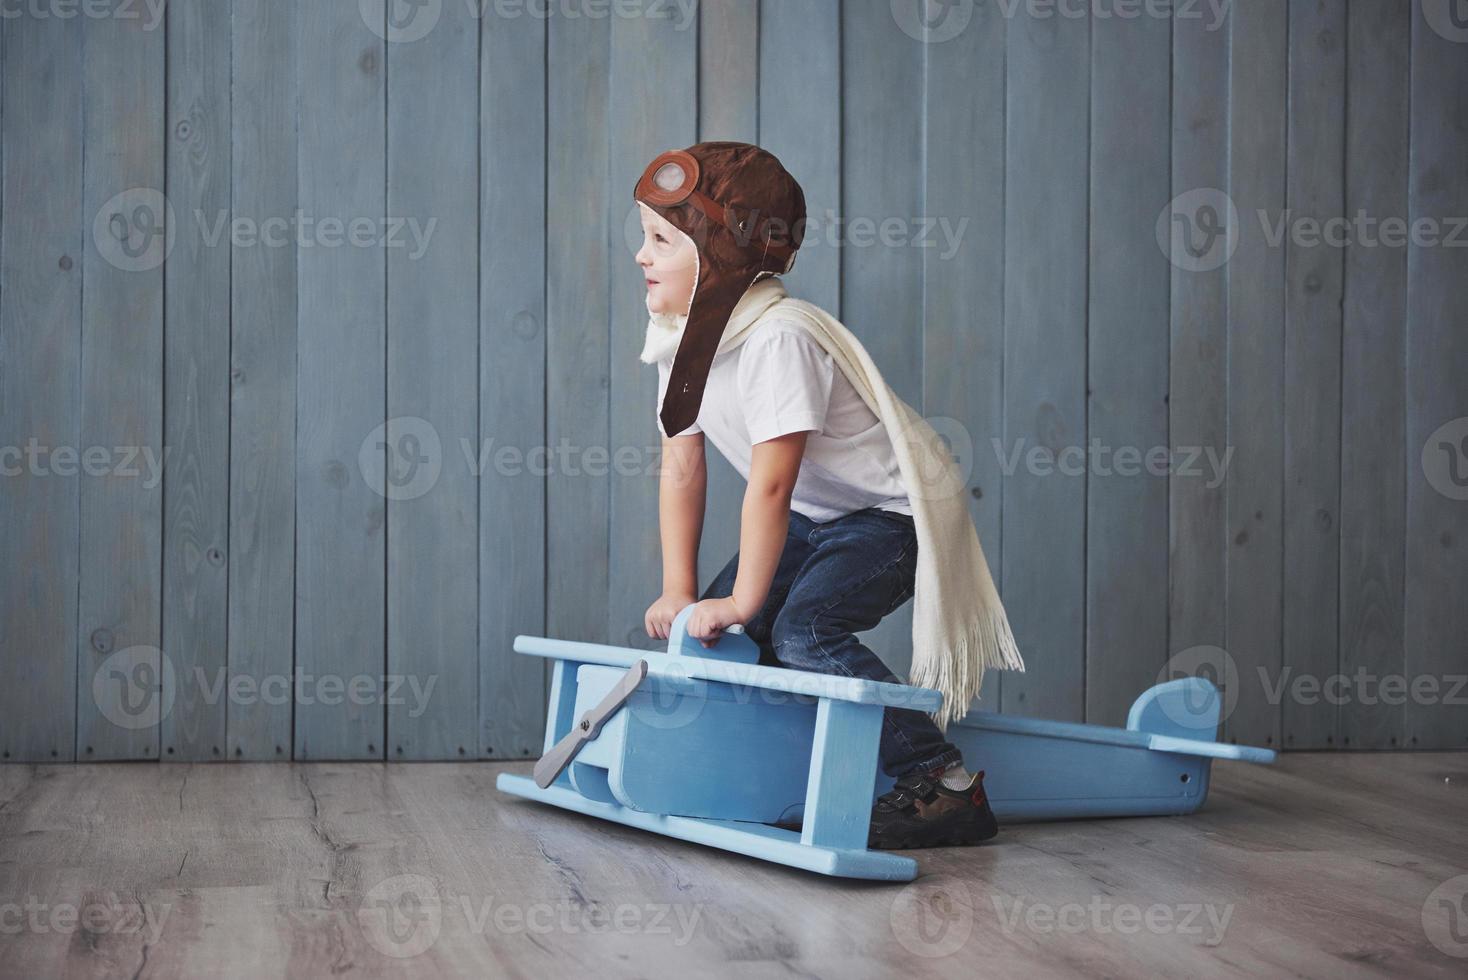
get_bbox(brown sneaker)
[867,766,999,849]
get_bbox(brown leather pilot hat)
[634,141,807,436]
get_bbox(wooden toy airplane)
[496,606,1276,882]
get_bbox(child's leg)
[768,508,964,779]
[698,510,819,666]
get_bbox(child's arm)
[644,431,707,640]
[686,430,808,645]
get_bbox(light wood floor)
[1,753,1464,978]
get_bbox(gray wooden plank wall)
[0,0,1463,762]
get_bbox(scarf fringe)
[909,605,1026,732]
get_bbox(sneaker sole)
[868,810,999,850]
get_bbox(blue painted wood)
[386,0,478,760]
[75,6,166,761]
[664,606,759,663]
[1283,0,1347,750]
[1168,0,1231,714]
[162,0,231,762]
[294,0,386,760]
[1224,0,1287,751]
[800,699,883,850]
[227,0,297,762]
[879,678,1277,822]
[1340,0,1408,752]
[544,3,612,693]
[567,661,817,821]
[1405,0,1468,750]
[0,10,83,762]
[480,2,549,763]
[503,616,1271,879]
[496,775,919,881]
[1001,7,1090,722]
[512,636,943,711]
[1086,0,1171,727]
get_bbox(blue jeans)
[699,505,964,779]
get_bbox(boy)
[634,142,1023,849]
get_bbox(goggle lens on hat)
[652,161,688,193]
[635,149,795,263]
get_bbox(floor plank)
[1,755,1463,978]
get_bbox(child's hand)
[644,591,696,641]
[686,597,744,648]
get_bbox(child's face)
[636,203,697,316]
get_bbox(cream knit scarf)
[642,275,1026,729]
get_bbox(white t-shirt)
[656,317,913,523]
